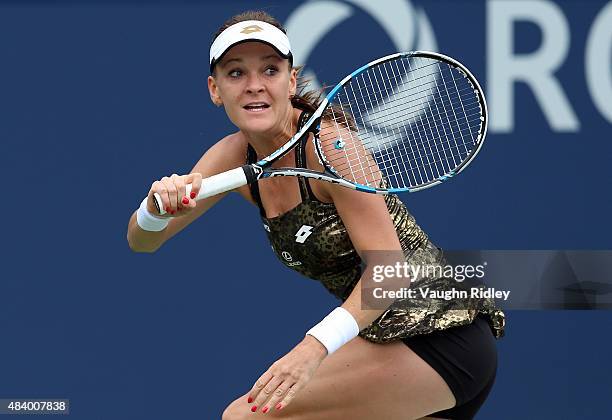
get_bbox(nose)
[245,73,265,95]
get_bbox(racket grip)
[152,166,256,215]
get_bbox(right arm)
[126,134,246,253]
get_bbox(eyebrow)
[220,54,282,67]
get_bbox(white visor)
[209,20,292,72]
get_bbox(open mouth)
[243,102,270,112]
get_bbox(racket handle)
[152,166,256,215]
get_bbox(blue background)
[1,0,610,418]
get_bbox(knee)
[222,399,248,420]
[221,405,233,420]
[223,398,294,419]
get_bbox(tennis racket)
[154,51,487,215]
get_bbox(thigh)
[222,336,456,420]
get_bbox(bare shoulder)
[302,118,349,203]
[191,131,248,176]
[191,131,258,205]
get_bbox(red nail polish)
[251,406,257,412]
[171,210,175,215]
[190,192,196,199]
[165,206,170,212]
[182,197,189,205]
[247,397,253,403]
[275,403,282,410]
[262,407,269,413]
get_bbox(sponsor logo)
[295,225,314,243]
[286,0,612,132]
[281,251,302,267]
[285,0,437,91]
[285,0,438,149]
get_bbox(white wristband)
[306,307,360,355]
[136,197,170,232]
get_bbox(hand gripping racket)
[154,51,487,215]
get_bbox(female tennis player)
[126,11,505,420]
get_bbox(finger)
[179,194,196,212]
[180,194,192,211]
[247,372,274,410]
[260,380,291,414]
[275,383,301,412]
[252,375,284,413]
[160,176,178,214]
[186,172,203,201]
[149,180,170,215]
[171,174,186,212]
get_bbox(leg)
[222,336,456,420]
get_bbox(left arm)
[322,180,405,330]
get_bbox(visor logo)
[241,25,263,34]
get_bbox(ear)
[288,68,297,98]
[208,75,223,107]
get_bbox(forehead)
[219,41,283,65]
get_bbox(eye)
[264,66,279,76]
[228,69,242,78]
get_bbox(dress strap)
[294,110,315,201]
[246,143,266,217]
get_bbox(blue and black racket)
[154,51,487,214]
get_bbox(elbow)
[127,235,160,254]
[129,244,158,254]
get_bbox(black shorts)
[401,315,498,420]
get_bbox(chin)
[240,115,277,133]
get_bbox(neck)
[243,106,298,160]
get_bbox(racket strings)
[321,88,480,140]
[326,134,479,182]
[321,56,484,189]
[324,127,479,181]
[321,111,480,172]
[321,105,482,154]
[323,114,481,185]
[322,116,480,174]
[331,63,476,127]
[334,69,472,115]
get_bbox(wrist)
[136,197,170,232]
[301,334,329,359]
[305,307,360,356]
